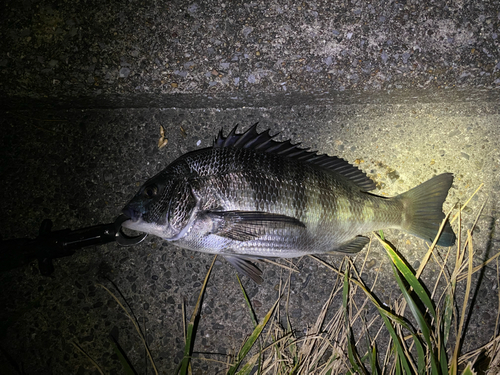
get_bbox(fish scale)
[122,124,456,283]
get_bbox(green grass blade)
[178,255,218,375]
[97,284,158,374]
[314,253,429,374]
[235,274,263,374]
[227,297,280,375]
[340,257,422,374]
[440,287,454,374]
[395,353,401,375]
[324,352,340,375]
[460,362,477,375]
[343,264,368,375]
[450,231,475,375]
[369,343,378,375]
[346,335,362,374]
[378,311,415,375]
[71,341,105,375]
[375,233,437,319]
[346,263,422,373]
[235,352,261,375]
[361,317,379,375]
[391,262,439,374]
[343,263,358,374]
[109,334,138,375]
[377,231,451,374]
[407,330,426,374]
[442,286,454,347]
[236,274,259,328]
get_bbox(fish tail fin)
[398,173,456,247]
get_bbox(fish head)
[121,169,198,241]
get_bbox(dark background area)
[1,0,499,373]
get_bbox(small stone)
[242,26,254,37]
[212,323,225,330]
[381,51,389,63]
[366,259,377,269]
[252,299,262,308]
[119,67,130,78]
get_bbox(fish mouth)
[120,210,169,240]
[121,206,146,233]
[122,206,142,223]
[120,213,147,233]
[114,214,148,246]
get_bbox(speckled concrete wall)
[1,0,499,101]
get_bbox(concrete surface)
[1,0,500,100]
[1,0,500,374]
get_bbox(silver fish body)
[122,124,455,283]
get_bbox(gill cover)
[164,182,201,241]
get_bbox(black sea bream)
[122,124,455,283]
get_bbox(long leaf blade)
[375,233,437,319]
[391,262,437,374]
[178,255,218,375]
[227,297,280,375]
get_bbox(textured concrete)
[1,0,499,101]
[1,0,500,374]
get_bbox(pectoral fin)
[223,255,263,284]
[330,236,370,254]
[208,210,305,242]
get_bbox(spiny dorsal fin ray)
[214,123,376,191]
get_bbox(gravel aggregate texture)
[1,0,500,101]
[1,102,499,373]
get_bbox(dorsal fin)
[214,124,376,191]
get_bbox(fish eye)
[143,184,158,199]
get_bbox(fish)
[122,124,456,283]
